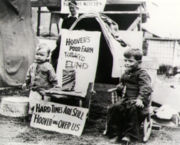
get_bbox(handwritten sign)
[30,101,89,136]
[61,0,106,13]
[56,29,100,97]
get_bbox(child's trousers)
[106,100,146,141]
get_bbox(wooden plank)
[102,11,147,15]
[31,0,60,7]
[31,0,145,7]
[106,0,145,5]
[37,10,147,15]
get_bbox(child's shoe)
[121,136,131,145]
[110,136,121,143]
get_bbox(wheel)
[143,116,152,142]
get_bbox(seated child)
[105,48,153,144]
[23,43,58,114]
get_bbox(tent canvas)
[0,0,36,87]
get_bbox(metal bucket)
[0,96,29,117]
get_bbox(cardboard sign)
[61,0,106,13]
[30,101,89,136]
[56,29,100,97]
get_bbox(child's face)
[35,48,48,63]
[124,56,139,71]
[69,5,77,16]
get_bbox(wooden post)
[37,7,41,36]
[139,4,142,31]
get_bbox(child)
[62,0,79,29]
[105,48,153,144]
[51,0,79,71]
[23,43,58,114]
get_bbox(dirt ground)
[1,82,180,145]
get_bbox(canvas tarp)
[0,0,36,87]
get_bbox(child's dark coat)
[107,67,153,140]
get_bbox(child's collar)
[34,60,49,64]
[67,13,78,18]
[126,66,141,74]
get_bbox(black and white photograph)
[0,0,180,144]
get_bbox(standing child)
[105,48,153,144]
[23,43,58,114]
[61,0,79,29]
[51,0,79,71]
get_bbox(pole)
[37,7,41,36]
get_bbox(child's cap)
[68,0,78,9]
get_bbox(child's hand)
[22,83,27,90]
[39,90,46,96]
[135,98,144,108]
[116,83,123,91]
